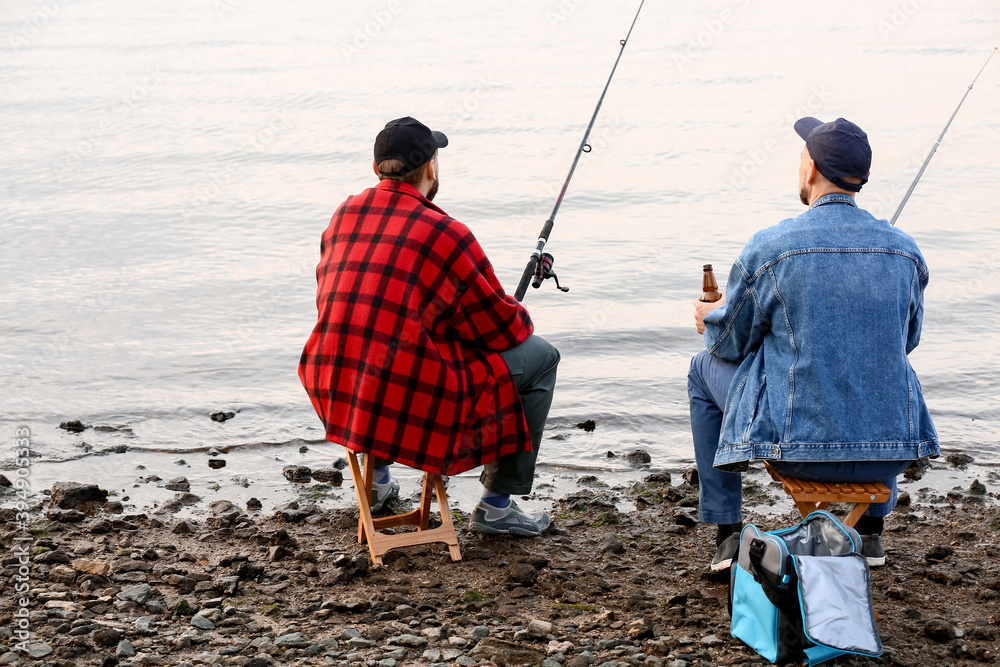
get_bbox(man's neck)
[808,185,856,206]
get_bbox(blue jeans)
[687,350,911,524]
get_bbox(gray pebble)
[275,632,309,648]
[117,640,136,658]
[117,584,152,604]
[348,637,374,649]
[598,536,625,554]
[191,615,214,630]
[395,633,427,647]
[25,643,53,660]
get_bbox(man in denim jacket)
[689,117,939,570]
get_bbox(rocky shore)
[1,469,998,667]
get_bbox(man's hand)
[693,293,726,335]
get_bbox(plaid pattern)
[299,179,533,475]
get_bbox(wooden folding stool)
[764,462,891,528]
[346,451,462,566]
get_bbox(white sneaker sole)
[470,519,550,537]
[710,557,734,573]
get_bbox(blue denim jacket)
[704,193,939,469]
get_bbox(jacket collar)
[375,178,447,215]
[809,193,857,210]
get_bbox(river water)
[2,0,998,514]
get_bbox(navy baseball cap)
[794,117,871,192]
[374,117,448,176]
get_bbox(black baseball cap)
[373,117,448,176]
[794,117,871,192]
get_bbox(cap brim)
[794,117,824,141]
[432,130,448,149]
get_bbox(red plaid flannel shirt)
[299,179,534,475]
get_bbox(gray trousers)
[480,335,560,495]
[373,335,560,495]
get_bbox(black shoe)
[861,534,885,567]
[711,534,740,572]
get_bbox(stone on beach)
[164,476,191,492]
[50,481,107,509]
[310,467,344,484]
[624,448,652,466]
[283,465,312,483]
[24,643,53,659]
[117,584,153,604]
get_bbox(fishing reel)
[531,253,569,293]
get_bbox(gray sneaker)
[370,478,399,513]
[470,500,551,537]
[861,534,885,567]
[710,534,740,572]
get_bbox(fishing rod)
[514,0,645,301]
[890,46,996,226]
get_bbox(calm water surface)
[2,1,998,512]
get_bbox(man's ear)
[804,158,818,184]
[372,160,380,177]
[424,156,437,182]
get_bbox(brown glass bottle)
[700,264,722,303]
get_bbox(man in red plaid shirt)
[300,117,560,536]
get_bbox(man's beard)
[799,184,809,206]
[427,177,439,201]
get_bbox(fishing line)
[890,47,996,226]
[514,0,645,301]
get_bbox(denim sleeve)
[703,257,765,362]
[905,262,927,354]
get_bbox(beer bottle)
[700,264,722,303]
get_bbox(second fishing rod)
[513,0,645,303]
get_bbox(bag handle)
[748,538,800,616]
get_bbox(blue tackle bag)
[728,511,883,666]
